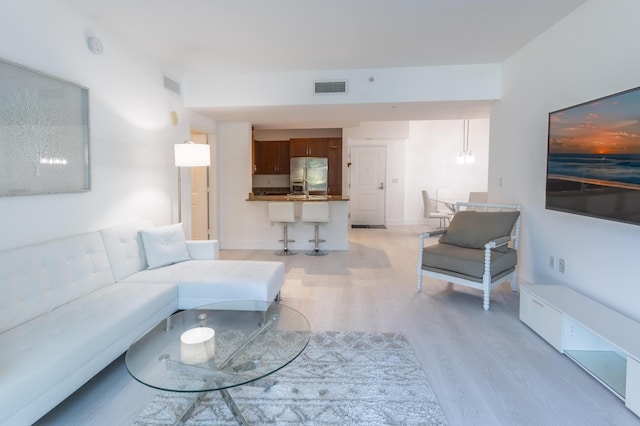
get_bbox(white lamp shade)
[174,142,211,167]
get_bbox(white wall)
[253,129,342,140]
[216,122,256,247]
[343,120,489,226]
[0,0,188,250]
[489,0,640,320]
[184,64,501,109]
[405,120,489,224]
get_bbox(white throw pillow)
[139,223,191,269]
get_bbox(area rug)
[134,331,447,425]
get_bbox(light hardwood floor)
[37,226,639,425]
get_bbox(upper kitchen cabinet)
[290,138,328,158]
[327,138,342,195]
[254,140,290,174]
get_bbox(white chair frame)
[417,202,522,310]
[422,190,453,228]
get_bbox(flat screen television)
[546,85,640,225]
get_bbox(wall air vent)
[314,80,347,94]
[163,76,181,96]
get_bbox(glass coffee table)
[125,300,310,425]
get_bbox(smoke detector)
[87,37,103,55]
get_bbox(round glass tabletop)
[125,301,310,393]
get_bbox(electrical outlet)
[549,256,555,269]
[558,258,565,274]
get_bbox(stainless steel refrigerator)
[290,157,328,195]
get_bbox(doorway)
[189,131,210,240]
[350,146,386,226]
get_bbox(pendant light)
[457,120,475,165]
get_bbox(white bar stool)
[268,202,297,256]
[302,202,329,256]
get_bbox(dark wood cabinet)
[327,138,342,195]
[289,138,328,157]
[253,137,340,195]
[254,140,290,174]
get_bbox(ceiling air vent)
[163,75,181,96]
[314,80,347,94]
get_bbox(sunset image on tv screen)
[547,86,640,190]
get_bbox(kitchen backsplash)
[252,174,290,188]
[252,186,290,195]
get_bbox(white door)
[350,146,386,225]
[190,134,209,240]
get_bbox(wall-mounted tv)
[546,85,640,225]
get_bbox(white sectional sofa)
[0,222,285,426]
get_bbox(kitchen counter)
[247,194,349,202]
[240,194,350,251]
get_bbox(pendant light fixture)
[457,120,475,165]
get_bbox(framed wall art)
[0,58,90,196]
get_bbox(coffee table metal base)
[218,388,248,426]
[174,388,247,426]
[173,377,277,425]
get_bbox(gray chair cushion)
[421,244,517,282]
[439,210,520,249]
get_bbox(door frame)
[188,125,217,241]
[189,132,210,240]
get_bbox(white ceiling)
[65,0,586,128]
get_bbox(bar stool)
[302,202,329,256]
[268,202,297,256]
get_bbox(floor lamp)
[174,141,211,223]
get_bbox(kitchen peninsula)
[246,194,350,251]
[244,130,349,251]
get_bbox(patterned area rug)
[134,331,447,425]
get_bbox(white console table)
[520,284,640,417]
